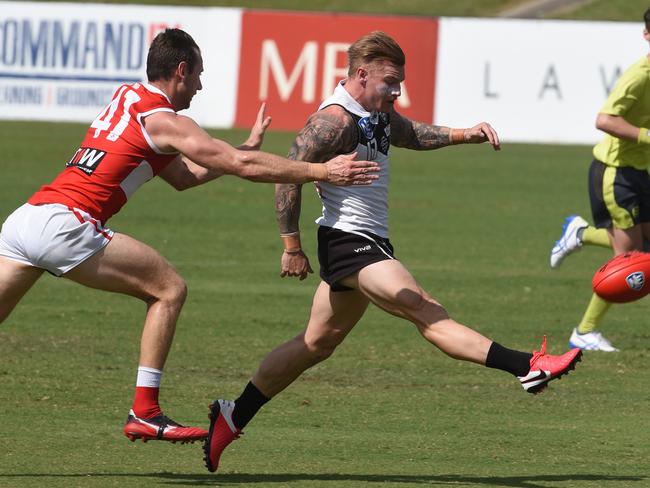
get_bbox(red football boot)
[518,336,582,394]
[123,410,208,443]
[203,399,241,472]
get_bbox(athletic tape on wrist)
[450,128,465,145]
[281,233,301,252]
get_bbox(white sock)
[136,366,162,388]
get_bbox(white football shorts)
[0,203,113,276]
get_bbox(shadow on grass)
[0,472,646,487]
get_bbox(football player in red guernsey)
[0,28,379,444]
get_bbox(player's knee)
[154,274,188,308]
[170,277,188,306]
[394,289,448,324]
[304,332,343,362]
[424,301,450,325]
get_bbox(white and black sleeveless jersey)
[315,81,391,238]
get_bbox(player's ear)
[177,61,189,80]
[644,28,650,42]
[357,67,368,87]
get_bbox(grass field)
[35,0,527,17]
[1,121,649,487]
[37,0,650,20]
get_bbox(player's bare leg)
[343,260,491,363]
[0,257,44,324]
[345,259,581,393]
[608,225,644,254]
[642,222,650,245]
[64,232,207,442]
[204,281,369,472]
[64,233,186,369]
[253,281,370,397]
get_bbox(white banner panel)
[435,18,645,144]
[0,1,242,127]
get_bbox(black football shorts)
[589,159,650,229]
[317,225,395,291]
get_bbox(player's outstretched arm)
[276,106,358,280]
[390,109,500,151]
[144,111,378,185]
[158,154,224,191]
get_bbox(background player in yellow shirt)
[550,7,650,352]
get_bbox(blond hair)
[347,31,405,77]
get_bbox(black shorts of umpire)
[589,159,650,229]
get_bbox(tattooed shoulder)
[288,105,357,162]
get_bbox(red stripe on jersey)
[29,83,178,223]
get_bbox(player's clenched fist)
[280,250,313,280]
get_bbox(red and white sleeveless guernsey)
[29,82,179,223]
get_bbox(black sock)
[485,342,533,377]
[232,381,270,430]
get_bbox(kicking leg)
[348,260,492,364]
[346,260,581,393]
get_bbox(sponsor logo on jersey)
[626,271,645,291]
[67,147,107,175]
[354,244,371,253]
[358,116,375,140]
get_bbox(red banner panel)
[235,10,438,130]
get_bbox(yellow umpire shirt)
[593,55,650,170]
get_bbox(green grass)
[1,121,649,487]
[32,0,650,20]
[553,0,650,21]
[35,0,525,17]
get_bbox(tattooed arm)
[276,105,357,280]
[390,109,501,151]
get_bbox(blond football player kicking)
[203,31,582,472]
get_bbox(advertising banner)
[2,4,646,145]
[235,10,438,130]
[0,2,242,127]
[435,18,645,144]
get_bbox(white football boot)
[550,215,589,268]
[568,328,619,352]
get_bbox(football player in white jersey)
[203,31,582,472]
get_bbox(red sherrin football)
[592,251,650,303]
